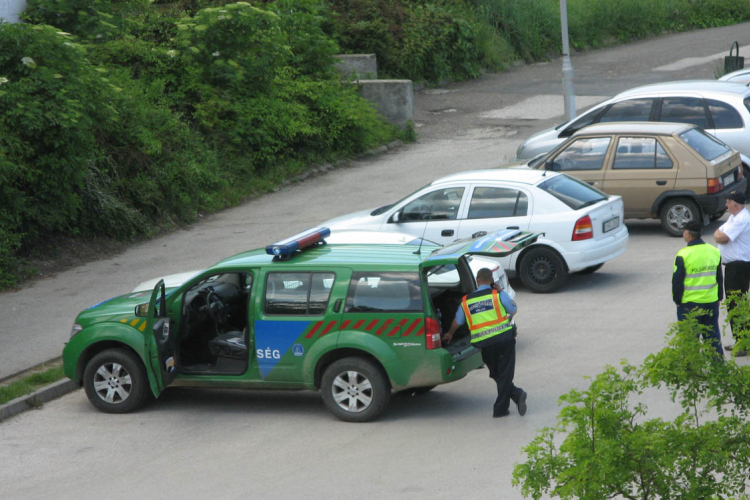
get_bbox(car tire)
[83,348,149,414]
[321,357,391,422]
[578,263,604,274]
[519,247,568,293]
[660,198,700,237]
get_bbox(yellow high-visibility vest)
[461,288,513,344]
[674,243,721,303]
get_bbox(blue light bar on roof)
[266,227,331,258]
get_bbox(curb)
[0,379,79,423]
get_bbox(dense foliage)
[0,1,396,288]
[513,306,750,500]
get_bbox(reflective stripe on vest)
[461,289,513,344]
[674,243,721,303]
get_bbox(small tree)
[513,311,750,500]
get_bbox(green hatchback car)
[63,228,538,422]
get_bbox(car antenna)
[413,218,430,255]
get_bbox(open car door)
[141,279,178,393]
[420,229,540,268]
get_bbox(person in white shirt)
[714,190,750,356]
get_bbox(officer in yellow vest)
[673,221,724,356]
[443,268,527,418]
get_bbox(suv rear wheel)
[660,198,699,237]
[321,357,391,422]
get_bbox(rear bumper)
[562,226,629,273]
[695,177,747,215]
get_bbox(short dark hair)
[683,221,702,239]
[476,268,493,283]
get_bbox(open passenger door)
[141,279,178,392]
[420,229,540,268]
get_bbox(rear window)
[537,174,607,210]
[706,99,743,129]
[678,128,731,161]
[346,272,423,313]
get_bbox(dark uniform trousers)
[478,332,522,415]
[676,301,724,356]
[724,261,750,340]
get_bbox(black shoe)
[725,344,735,351]
[516,391,528,416]
[493,410,510,418]
[736,350,748,357]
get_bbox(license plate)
[603,216,619,233]
[723,172,735,186]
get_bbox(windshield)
[678,128,731,161]
[528,154,548,169]
[538,174,607,210]
[370,183,432,216]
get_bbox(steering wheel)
[205,290,228,328]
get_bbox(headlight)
[70,323,83,339]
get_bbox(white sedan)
[322,169,629,293]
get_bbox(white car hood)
[132,270,202,293]
[322,208,382,229]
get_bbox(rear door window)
[678,128,732,161]
[612,137,673,169]
[706,98,743,129]
[467,187,528,219]
[345,272,423,312]
[537,174,607,210]
[264,272,335,315]
[598,98,655,123]
[552,137,611,171]
[659,97,708,128]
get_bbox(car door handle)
[506,226,520,230]
[656,180,667,185]
[333,299,342,313]
[441,229,454,237]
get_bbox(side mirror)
[390,210,402,223]
[135,303,149,317]
[472,231,487,239]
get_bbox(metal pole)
[560,0,576,121]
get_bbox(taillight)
[738,167,744,180]
[425,317,442,350]
[572,215,593,241]
[707,177,722,194]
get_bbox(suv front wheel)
[321,357,391,422]
[83,348,149,414]
[660,198,699,237]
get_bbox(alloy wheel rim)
[667,205,693,231]
[93,362,132,404]
[331,370,373,413]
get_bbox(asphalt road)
[3,22,750,500]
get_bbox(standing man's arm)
[499,290,517,319]
[714,228,731,244]
[673,256,685,305]
[717,258,724,301]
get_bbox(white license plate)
[603,216,619,233]
[723,172,735,186]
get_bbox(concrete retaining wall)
[358,79,413,127]
[335,54,378,80]
[0,0,25,23]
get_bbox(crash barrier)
[357,79,414,128]
[334,54,378,80]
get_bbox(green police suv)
[63,228,538,422]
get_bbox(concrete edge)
[0,378,79,423]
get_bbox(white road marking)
[480,95,609,120]
[653,45,750,71]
